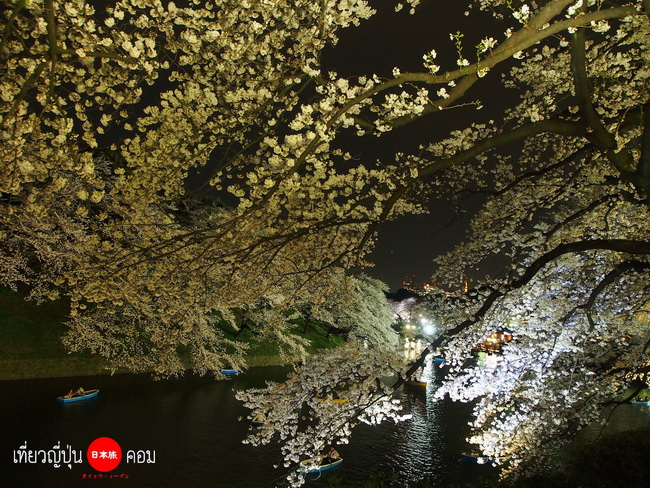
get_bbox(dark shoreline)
[0,354,293,381]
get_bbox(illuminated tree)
[296,272,397,346]
[239,2,650,484]
[1,0,649,484]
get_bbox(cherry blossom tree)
[421,1,650,476]
[239,1,650,484]
[2,0,650,484]
[295,272,397,345]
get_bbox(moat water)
[2,363,648,487]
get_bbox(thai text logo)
[13,438,156,472]
[13,441,83,469]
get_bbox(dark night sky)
[321,0,512,290]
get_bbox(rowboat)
[630,400,650,406]
[57,389,99,403]
[459,452,481,463]
[459,452,497,464]
[298,456,343,474]
[406,379,427,387]
[316,397,348,403]
[251,414,265,426]
[220,369,242,376]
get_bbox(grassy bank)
[0,288,342,380]
[0,288,99,380]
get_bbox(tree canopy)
[1,0,649,485]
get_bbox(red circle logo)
[87,437,122,472]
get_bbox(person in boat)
[64,390,74,399]
[321,447,340,465]
[76,387,85,395]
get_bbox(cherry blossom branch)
[569,17,636,180]
[55,47,138,63]
[350,117,588,263]
[542,193,616,240]
[0,0,24,52]
[579,260,650,330]
[247,2,640,217]
[421,119,586,178]
[383,118,586,222]
[445,239,650,339]
[44,1,137,65]
[368,3,640,129]
[84,211,373,294]
[493,146,593,197]
[392,240,650,381]
[637,102,650,205]
[0,61,48,127]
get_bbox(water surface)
[2,363,646,487]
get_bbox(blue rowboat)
[220,369,242,376]
[460,453,480,463]
[57,389,99,403]
[459,452,496,464]
[250,414,265,426]
[630,401,650,406]
[298,457,343,474]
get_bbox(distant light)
[422,324,435,335]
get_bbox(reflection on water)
[311,360,497,487]
[1,365,649,488]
